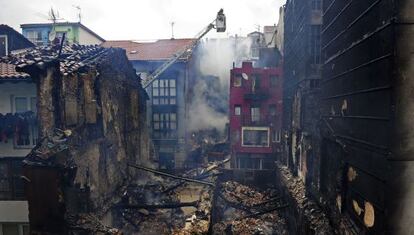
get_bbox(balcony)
[241,114,274,126]
[243,88,270,101]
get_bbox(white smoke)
[188,37,252,132]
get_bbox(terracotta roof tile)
[0,63,30,80]
[101,39,195,61]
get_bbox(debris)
[128,162,216,186]
[212,180,288,235]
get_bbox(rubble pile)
[117,160,229,234]
[277,165,333,234]
[66,213,122,235]
[212,181,288,235]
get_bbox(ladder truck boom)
[142,9,226,88]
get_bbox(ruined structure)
[320,0,414,233]
[278,0,414,233]
[282,0,322,185]
[1,44,152,234]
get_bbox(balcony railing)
[241,114,275,126]
[243,88,270,101]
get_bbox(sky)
[0,0,285,40]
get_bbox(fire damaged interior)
[0,1,413,234]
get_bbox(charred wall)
[321,0,414,233]
[18,47,153,233]
[282,0,322,188]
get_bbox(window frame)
[0,159,25,200]
[11,96,38,149]
[233,74,242,87]
[234,105,241,116]
[272,129,281,143]
[241,127,270,147]
[152,78,177,105]
[0,35,8,56]
[250,106,261,122]
[152,112,178,139]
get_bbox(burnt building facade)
[282,0,322,186]
[320,0,414,233]
[229,62,283,172]
[1,44,152,234]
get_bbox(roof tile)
[0,63,30,80]
[101,39,195,61]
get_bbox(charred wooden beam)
[162,172,222,194]
[121,201,199,209]
[241,204,289,219]
[127,163,215,187]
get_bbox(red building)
[229,62,283,170]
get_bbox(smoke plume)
[188,37,252,132]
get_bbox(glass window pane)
[160,80,165,87]
[170,113,176,121]
[170,88,176,96]
[15,97,27,113]
[170,79,176,87]
[2,223,19,235]
[170,98,176,104]
[234,76,242,87]
[22,225,30,235]
[234,106,241,115]
[30,97,37,113]
[153,98,159,105]
[251,107,260,122]
[160,88,165,96]
[153,113,159,121]
[153,87,159,96]
[171,122,177,130]
[154,122,160,130]
[153,80,159,87]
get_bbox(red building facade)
[229,62,283,169]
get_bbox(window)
[26,30,42,45]
[236,156,262,169]
[269,104,276,116]
[251,74,261,92]
[15,97,28,113]
[153,112,177,139]
[152,79,177,105]
[251,106,260,122]
[310,25,321,64]
[272,130,281,142]
[234,105,241,116]
[30,97,37,113]
[0,159,25,200]
[0,35,8,57]
[0,223,29,235]
[233,74,242,87]
[242,127,269,147]
[312,0,322,10]
[270,75,278,87]
[11,97,38,148]
[14,97,36,113]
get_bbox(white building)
[0,63,36,235]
